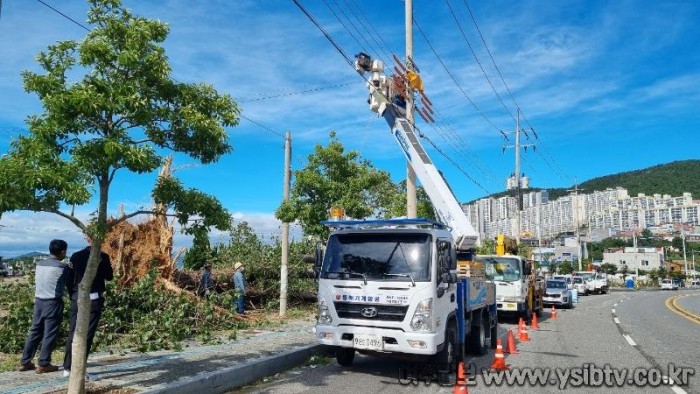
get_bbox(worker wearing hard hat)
[232,262,246,314]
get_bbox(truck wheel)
[468,313,487,355]
[434,322,457,374]
[336,347,355,367]
[490,314,498,349]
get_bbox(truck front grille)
[334,302,409,322]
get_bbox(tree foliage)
[276,132,395,239]
[0,1,239,391]
[213,222,317,307]
[600,263,618,275]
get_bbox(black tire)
[489,314,498,349]
[468,313,488,356]
[336,347,355,367]
[434,321,457,374]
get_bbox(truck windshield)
[547,280,567,289]
[476,256,521,282]
[321,232,431,282]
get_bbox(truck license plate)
[353,334,383,350]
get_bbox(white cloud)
[0,209,301,259]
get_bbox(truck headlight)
[317,297,332,325]
[410,298,433,332]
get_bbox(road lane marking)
[612,308,616,314]
[614,303,617,307]
[613,317,620,324]
[665,294,700,325]
[623,334,636,346]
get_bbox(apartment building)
[463,188,700,242]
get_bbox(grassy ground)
[0,306,315,373]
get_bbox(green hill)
[467,160,700,203]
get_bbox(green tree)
[0,1,238,391]
[385,180,436,220]
[276,132,395,240]
[672,236,684,251]
[558,261,574,275]
[184,229,214,270]
[600,263,618,275]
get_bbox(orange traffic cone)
[519,320,530,342]
[551,305,558,319]
[453,361,469,393]
[518,317,525,329]
[505,329,518,354]
[490,339,509,371]
[531,312,540,329]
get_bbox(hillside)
[466,160,700,204]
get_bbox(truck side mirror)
[305,244,324,279]
[441,272,457,284]
[523,261,532,276]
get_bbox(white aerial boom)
[354,53,479,251]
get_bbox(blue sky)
[1,0,699,257]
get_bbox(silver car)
[544,279,573,309]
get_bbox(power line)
[321,0,370,56]
[295,0,496,193]
[444,0,516,125]
[416,126,491,195]
[238,81,361,103]
[462,0,534,131]
[293,0,355,67]
[341,0,393,63]
[412,16,504,134]
[36,0,89,31]
[239,114,284,138]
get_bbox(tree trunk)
[67,245,102,393]
[68,177,109,394]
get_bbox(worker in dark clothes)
[62,237,113,377]
[18,239,70,373]
[200,262,212,297]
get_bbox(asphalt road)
[234,290,700,394]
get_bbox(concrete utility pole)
[502,110,533,243]
[682,228,688,279]
[280,131,291,318]
[405,0,417,218]
[567,182,585,272]
[514,111,521,243]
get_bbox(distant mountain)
[8,251,50,260]
[466,160,700,204]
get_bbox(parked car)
[544,279,573,308]
[660,279,678,291]
[691,279,700,287]
[552,275,574,290]
[572,276,588,295]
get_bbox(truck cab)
[476,254,542,323]
[314,219,496,369]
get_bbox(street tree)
[276,132,395,240]
[558,261,574,275]
[384,180,436,220]
[0,1,238,392]
[600,263,618,275]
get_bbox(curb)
[143,344,323,394]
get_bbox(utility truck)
[312,53,497,374]
[475,234,544,323]
[574,271,609,294]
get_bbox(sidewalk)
[0,316,321,394]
